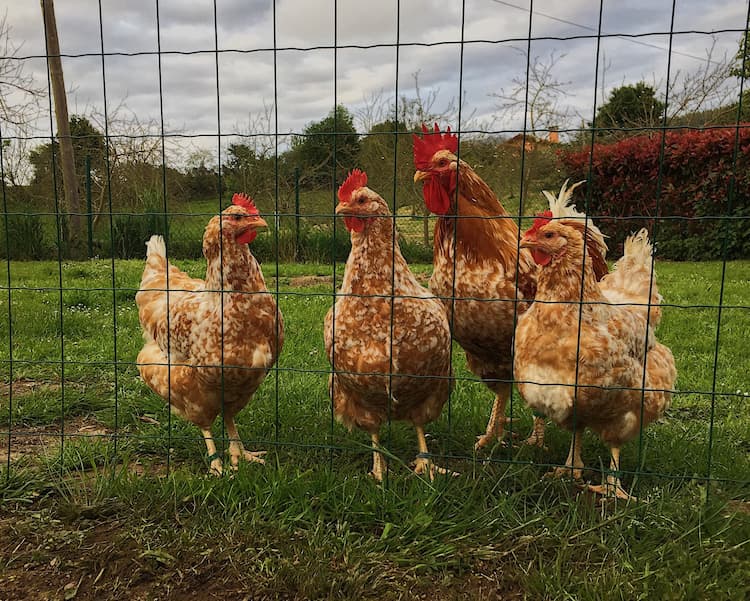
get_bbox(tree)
[730,31,750,80]
[290,105,360,187]
[491,49,571,205]
[492,49,572,138]
[594,82,665,133]
[0,11,44,189]
[28,115,106,207]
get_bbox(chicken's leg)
[413,425,457,480]
[523,412,547,449]
[475,384,515,450]
[370,433,387,482]
[226,418,266,469]
[202,428,223,475]
[546,429,584,480]
[588,447,636,501]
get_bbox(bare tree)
[492,48,573,137]
[664,38,734,124]
[0,11,44,187]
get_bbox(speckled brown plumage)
[414,142,542,449]
[324,172,453,480]
[515,221,676,499]
[136,202,283,474]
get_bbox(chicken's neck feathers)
[342,217,417,296]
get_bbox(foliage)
[291,105,361,187]
[594,82,666,134]
[559,126,750,259]
[111,188,170,259]
[0,212,51,260]
[730,31,750,80]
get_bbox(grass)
[0,258,749,599]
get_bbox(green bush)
[0,213,52,260]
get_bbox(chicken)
[412,124,546,450]
[136,193,283,475]
[514,186,676,500]
[324,169,453,481]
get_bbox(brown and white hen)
[514,186,676,500]
[136,193,283,475]
[324,169,453,481]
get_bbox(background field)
[1,258,749,600]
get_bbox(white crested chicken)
[412,124,546,450]
[136,193,283,475]
[324,169,453,481]
[514,185,676,500]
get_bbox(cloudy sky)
[4,0,749,162]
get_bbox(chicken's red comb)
[524,210,553,237]
[413,123,459,170]
[232,192,259,215]
[337,169,368,204]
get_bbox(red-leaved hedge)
[558,126,750,260]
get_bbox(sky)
[3,0,749,164]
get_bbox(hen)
[514,187,676,499]
[136,193,283,475]
[324,169,453,481]
[413,124,546,450]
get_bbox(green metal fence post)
[85,154,93,258]
[294,166,300,261]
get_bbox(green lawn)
[0,259,749,600]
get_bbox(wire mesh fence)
[1,0,749,502]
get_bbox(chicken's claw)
[587,483,637,502]
[413,456,459,481]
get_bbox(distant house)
[504,128,560,152]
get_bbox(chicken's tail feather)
[603,228,663,326]
[622,228,653,268]
[146,235,167,259]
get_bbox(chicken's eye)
[357,196,366,205]
[438,159,449,167]
[544,231,554,239]
[232,214,242,221]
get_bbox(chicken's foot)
[202,428,224,476]
[475,388,515,450]
[523,413,548,449]
[545,430,584,481]
[587,447,637,501]
[413,425,458,480]
[226,419,266,469]
[370,433,387,482]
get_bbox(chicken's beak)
[335,202,350,216]
[413,170,430,183]
[249,215,268,230]
[519,234,536,249]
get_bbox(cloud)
[3,0,746,163]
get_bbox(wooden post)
[41,0,81,240]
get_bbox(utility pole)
[41,0,81,240]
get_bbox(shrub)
[559,127,750,260]
[0,213,52,260]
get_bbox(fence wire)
[1,0,750,496]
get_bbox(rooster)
[412,124,546,450]
[136,193,283,475]
[514,187,676,500]
[324,169,453,481]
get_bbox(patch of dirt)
[0,511,525,601]
[0,378,62,397]
[726,500,750,516]
[287,275,333,288]
[0,416,111,463]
